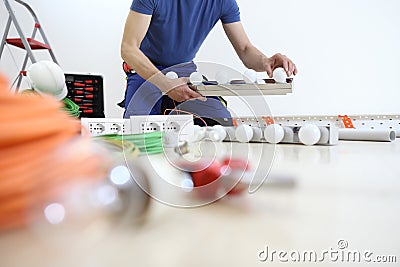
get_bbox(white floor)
[1,140,399,267]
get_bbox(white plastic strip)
[236,115,400,138]
[196,83,292,96]
[339,129,396,142]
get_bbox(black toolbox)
[65,73,105,118]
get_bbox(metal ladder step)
[6,38,51,50]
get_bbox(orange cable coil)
[0,74,109,232]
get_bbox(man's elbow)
[120,42,131,61]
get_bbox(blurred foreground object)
[182,157,252,200]
[20,89,80,118]
[0,74,108,232]
[96,132,164,155]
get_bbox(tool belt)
[123,62,135,74]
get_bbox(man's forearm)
[237,44,268,72]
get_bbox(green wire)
[95,139,140,158]
[63,98,80,117]
[95,132,164,155]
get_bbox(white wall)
[1,0,399,118]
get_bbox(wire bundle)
[20,89,80,118]
[62,98,80,118]
[97,132,164,155]
[94,139,140,158]
[0,75,108,232]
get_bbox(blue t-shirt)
[131,0,241,66]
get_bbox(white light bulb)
[224,127,237,141]
[298,124,321,146]
[243,69,257,83]
[44,203,66,225]
[181,177,194,193]
[318,127,330,144]
[191,125,206,142]
[166,71,178,80]
[282,127,294,143]
[251,127,263,142]
[110,165,131,186]
[207,125,227,142]
[264,124,285,144]
[235,124,254,143]
[273,68,287,83]
[190,72,203,85]
[215,71,229,84]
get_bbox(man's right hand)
[162,77,206,103]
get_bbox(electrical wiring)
[63,98,80,117]
[0,74,108,233]
[19,89,80,118]
[164,108,208,127]
[96,132,164,155]
[94,139,140,158]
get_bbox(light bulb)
[251,127,263,142]
[318,127,330,144]
[224,127,236,141]
[191,125,206,142]
[215,71,229,84]
[166,71,178,80]
[207,125,227,142]
[243,69,257,83]
[264,124,285,144]
[298,124,321,146]
[282,127,294,143]
[190,72,203,85]
[235,125,254,143]
[273,68,287,83]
